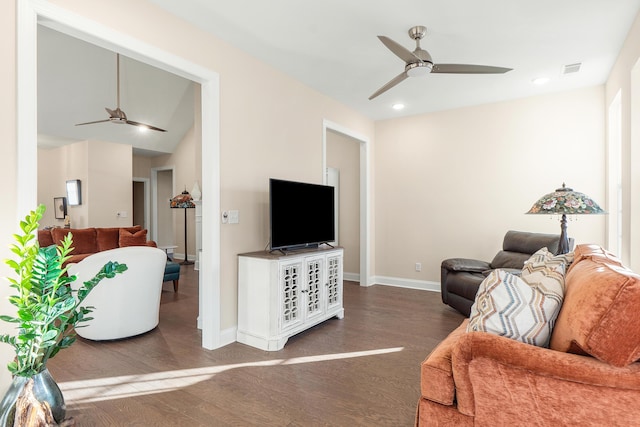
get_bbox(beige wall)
[60,141,89,228]
[132,155,152,179]
[37,147,68,227]
[156,169,174,247]
[38,140,133,228]
[374,86,606,283]
[605,10,640,269]
[87,140,133,227]
[327,130,360,276]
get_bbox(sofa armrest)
[441,258,491,273]
[451,332,640,422]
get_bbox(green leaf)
[0,334,17,346]
[16,309,34,321]
[42,329,58,342]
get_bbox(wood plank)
[48,263,464,426]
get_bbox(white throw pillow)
[467,249,570,347]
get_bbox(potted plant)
[0,205,127,426]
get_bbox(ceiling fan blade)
[125,120,167,132]
[75,119,111,126]
[377,36,421,64]
[369,72,409,100]
[431,64,513,74]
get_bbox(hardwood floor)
[48,264,465,426]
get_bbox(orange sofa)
[417,244,640,426]
[38,225,156,265]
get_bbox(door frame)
[18,0,223,349]
[322,120,371,286]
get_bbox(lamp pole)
[182,207,193,265]
[558,214,570,255]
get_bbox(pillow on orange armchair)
[118,228,148,247]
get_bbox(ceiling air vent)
[563,63,581,74]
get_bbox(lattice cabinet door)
[304,255,326,322]
[279,259,304,332]
[325,252,343,312]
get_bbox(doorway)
[322,120,371,287]
[326,132,361,283]
[19,1,222,349]
[132,178,149,229]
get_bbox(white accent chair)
[68,246,166,340]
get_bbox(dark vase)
[0,368,66,426]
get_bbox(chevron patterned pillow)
[467,251,570,347]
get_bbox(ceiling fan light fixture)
[406,61,433,77]
[369,25,513,100]
[75,54,167,132]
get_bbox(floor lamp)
[170,190,195,265]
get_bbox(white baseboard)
[344,271,440,292]
[220,326,237,347]
[369,276,441,292]
[344,271,360,282]
[173,252,195,262]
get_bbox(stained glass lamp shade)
[526,183,605,254]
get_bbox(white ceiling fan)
[76,53,167,132]
[369,26,513,100]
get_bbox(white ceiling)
[149,0,640,119]
[37,1,640,154]
[37,26,195,156]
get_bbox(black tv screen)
[270,178,335,250]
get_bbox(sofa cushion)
[51,227,98,254]
[569,243,623,271]
[96,226,142,251]
[550,246,640,367]
[119,228,148,247]
[467,251,567,347]
[421,319,469,405]
[38,229,54,247]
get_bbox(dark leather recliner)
[441,230,569,316]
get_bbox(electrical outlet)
[415,262,422,272]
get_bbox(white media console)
[237,246,344,351]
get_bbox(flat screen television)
[269,178,335,251]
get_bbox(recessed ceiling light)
[392,103,405,110]
[532,77,550,85]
